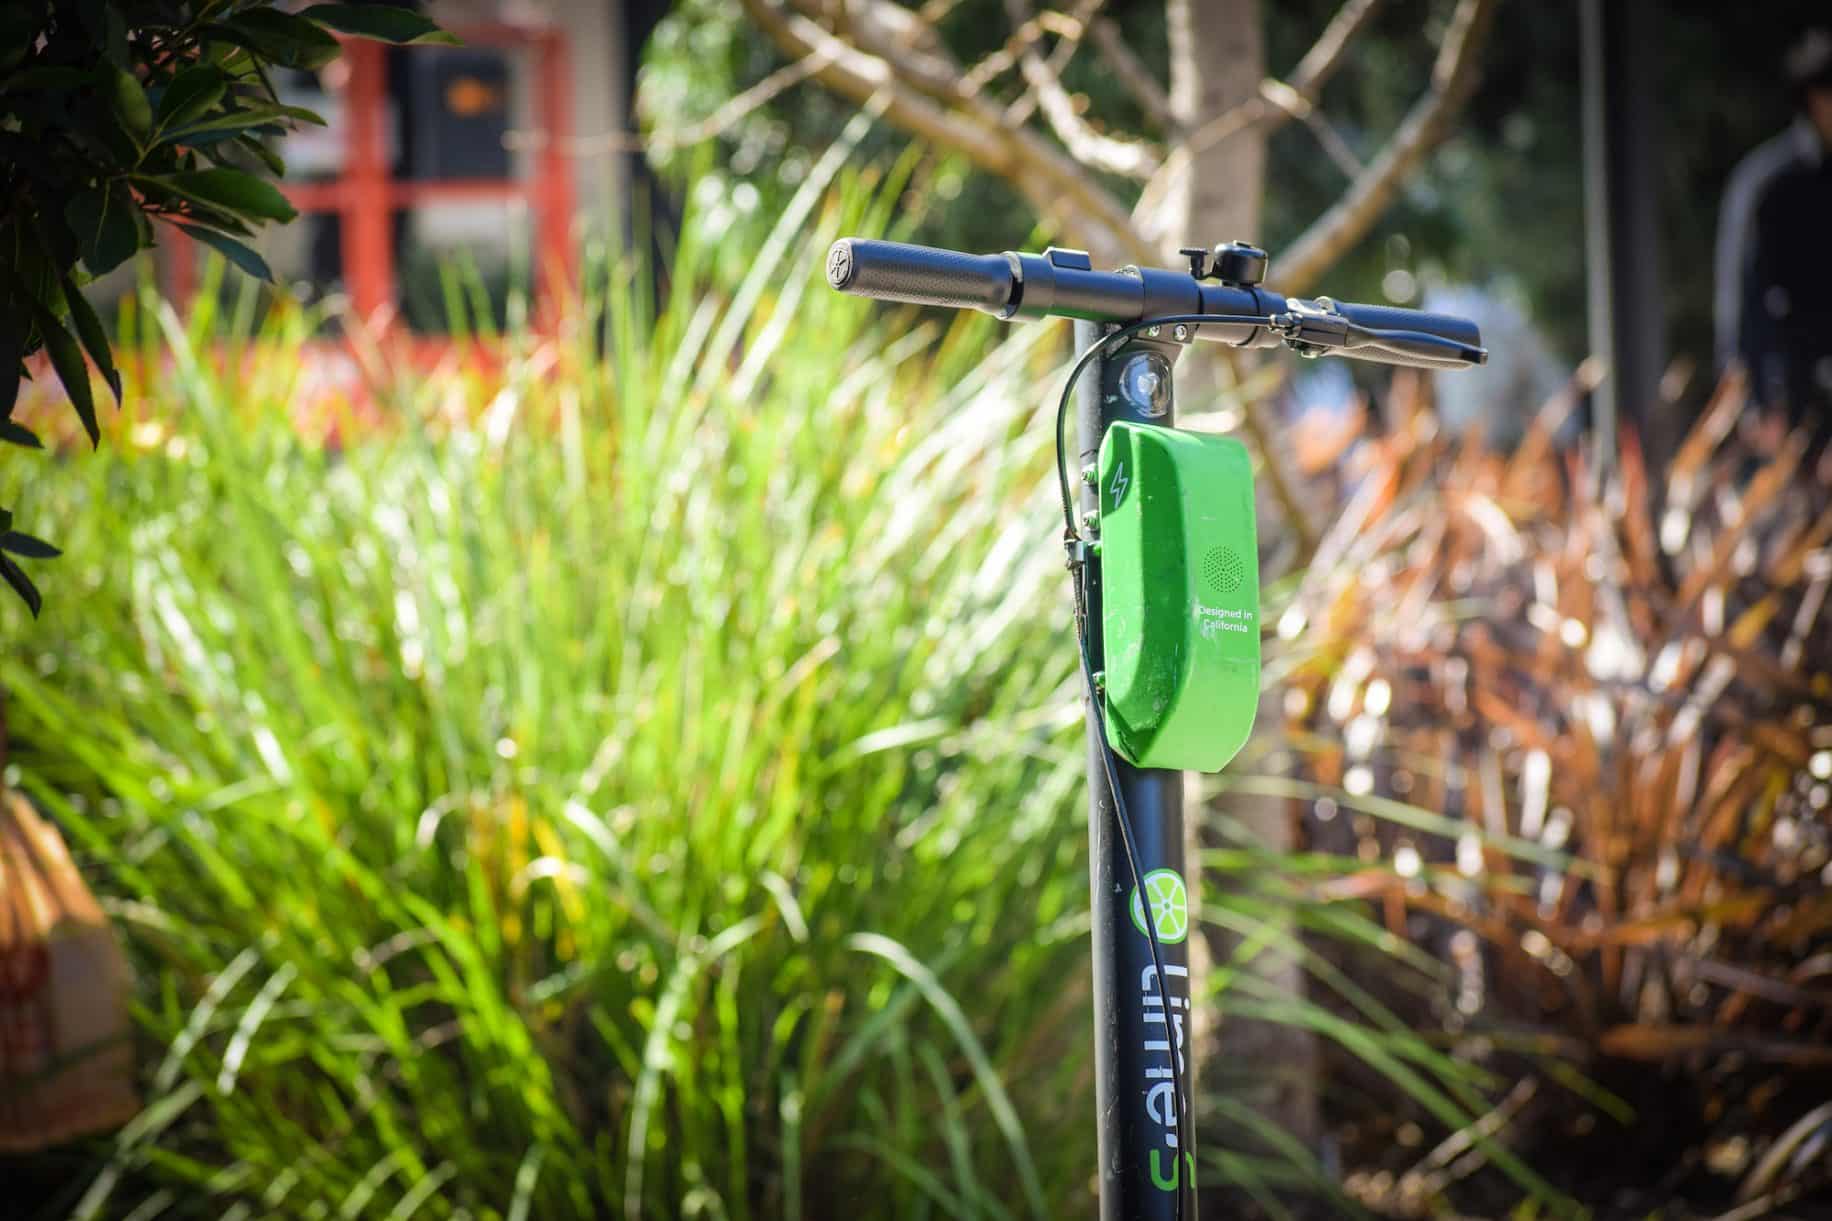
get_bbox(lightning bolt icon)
[1109,463,1129,505]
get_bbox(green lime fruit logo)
[1129,868,1188,944]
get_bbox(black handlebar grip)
[826,239,1016,315]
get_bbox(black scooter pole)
[1075,318,1196,1220]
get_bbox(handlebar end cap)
[825,240,856,291]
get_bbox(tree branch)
[740,0,1006,162]
[1288,0,1385,98]
[1298,109,1367,179]
[514,49,838,155]
[960,7,1077,96]
[812,0,976,108]
[652,49,838,153]
[917,0,969,26]
[1274,0,1498,294]
[1087,16,1177,133]
[1002,0,1159,180]
[1001,2,1092,125]
[1132,0,1386,220]
[737,0,1155,265]
[1259,79,1364,179]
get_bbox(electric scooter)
[826,236,1486,1221]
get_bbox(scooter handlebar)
[825,237,1487,369]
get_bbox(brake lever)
[1344,324,1488,366]
[1270,299,1487,367]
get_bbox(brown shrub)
[1274,370,1832,1214]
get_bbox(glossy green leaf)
[69,182,143,277]
[59,274,121,403]
[31,304,98,446]
[156,65,229,130]
[110,64,153,139]
[218,10,343,71]
[145,168,297,223]
[134,175,259,237]
[163,102,326,143]
[237,132,287,178]
[12,233,60,313]
[1,531,62,559]
[32,206,78,272]
[0,553,42,617]
[175,224,274,283]
[0,419,43,449]
[299,4,460,45]
[0,311,19,420]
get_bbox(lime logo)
[1129,869,1188,944]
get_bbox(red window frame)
[168,24,575,327]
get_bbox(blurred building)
[164,0,667,329]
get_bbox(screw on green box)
[1097,421,1259,773]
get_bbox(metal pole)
[1075,320,1196,1221]
[1580,0,1668,475]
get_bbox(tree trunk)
[1157,0,1266,256]
[1161,0,1326,1184]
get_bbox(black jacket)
[1714,118,1832,423]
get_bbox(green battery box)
[1096,422,1259,773]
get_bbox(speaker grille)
[1202,545,1245,595]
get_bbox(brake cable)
[1053,312,1274,1219]
[1053,313,1279,540]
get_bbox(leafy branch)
[0,0,455,616]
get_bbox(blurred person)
[1714,28,1832,447]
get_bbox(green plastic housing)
[1097,422,1259,773]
